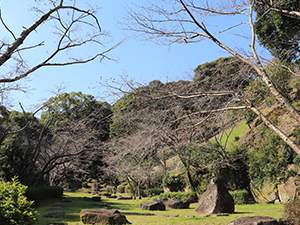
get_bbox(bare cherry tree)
[105,127,163,199]
[0,0,115,100]
[129,0,300,154]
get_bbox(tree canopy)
[255,0,300,62]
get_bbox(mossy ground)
[36,192,284,225]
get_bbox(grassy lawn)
[36,192,284,225]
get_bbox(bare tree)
[105,127,163,199]
[107,76,250,191]
[129,0,300,154]
[0,0,115,100]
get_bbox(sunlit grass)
[36,192,283,225]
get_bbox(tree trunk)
[250,106,300,155]
[186,168,197,192]
[256,68,300,123]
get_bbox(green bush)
[0,178,37,225]
[229,190,254,205]
[163,174,185,192]
[284,199,300,225]
[26,186,63,202]
[159,192,198,203]
[248,131,295,185]
[144,187,164,197]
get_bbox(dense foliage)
[159,192,198,203]
[229,190,254,205]
[0,178,36,225]
[41,92,112,141]
[41,92,112,189]
[163,174,186,192]
[255,0,300,62]
[248,130,296,185]
[0,111,50,185]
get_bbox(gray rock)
[163,199,190,209]
[80,209,131,225]
[196,180,235,215]
[228,216,280,225]
[278,176,300,203]
[251,180,278,203]
[141,200,166,211]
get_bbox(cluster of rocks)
[251,176,300,203]
[79,178,296,225]
[140,198,191,211]
[140,179,235,215]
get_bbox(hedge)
[229,189,254,205]
[159,192,198,203]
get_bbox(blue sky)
[0,0,261,111]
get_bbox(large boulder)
[80,209,131,225]
[140,200,166,211]
[228,216,279,225]
[163,199,190,209]
[196,180,234,215]
[250,180,278,203]
[278,176,300,203]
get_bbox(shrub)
[284,200,300,225]
[26,186,63,202]
[248,131,295,185]
[144,187,164,197]
[229,190,254,205]
[163,174,185,192]
[159,192,198,203]
[0,178,37,225]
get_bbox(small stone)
[228,216,280,225]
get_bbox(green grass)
[213,120,250,150]
[36,192,284,225]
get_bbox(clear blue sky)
[0,0,264,111]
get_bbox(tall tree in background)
[255,0,300,62]
[41,92,112,188]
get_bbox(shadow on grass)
[123,212,155,216]
[233,211,252,215]
[38,195,138,224]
